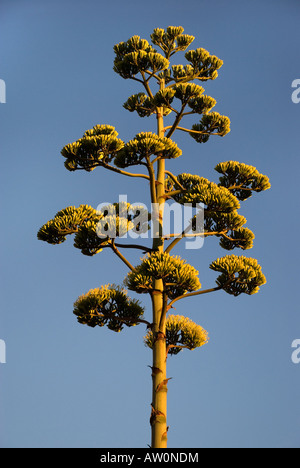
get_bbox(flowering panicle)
[73,285,145,332]
[144,315,209,354]
[37,25,270,351]
[125,252,201,299]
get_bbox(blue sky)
[0,0,299,448]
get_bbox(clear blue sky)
[0,0,299,448]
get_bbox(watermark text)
[291,79,300,104]
[0,79,6,103]
[96,195,204,250]
[0,339,6,364]
[291,339,300,364]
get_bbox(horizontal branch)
[75,162,150,180]
[168,285,223,309]
[166,344,191,358]
[168,278,234,309]
[164,213,225,253]
[91,309,151,328]
[164,188,186,198]
[165,74,212,89]
[101,162,150,180]
[130,76,144,84]
[165,231,222,239]
[164,125,225,137]
[226,184,253,192]
[113,242,152,253]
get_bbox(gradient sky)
[0,0,299,448]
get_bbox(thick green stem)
[150,287,168,448]
[150,81,168,448]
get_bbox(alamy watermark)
[291,339,300,364]
[0,79,6,103]
[96,195,205,250]
[291,79,300,104]
[0,339,6,364]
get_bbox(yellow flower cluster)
[73,284,145,332]
[115,132,182,168]
[37,202,149,256]
[125,252,201,299]
[210,255,266,296]
[61,125,124,172]
[144,315,209,355]
[215,161,271,201]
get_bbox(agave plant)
[38,26,270,448]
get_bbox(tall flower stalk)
[38,26,270,448]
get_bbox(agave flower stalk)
[38,26,270,448]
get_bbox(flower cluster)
[215,161,271,200]
[113,35,169,80]
[210,255,267,296]
[190,112,231,143]
[73,285,145,332]
[37,202,150,256]
[125,252,201,299]
[150,26,195,59]
[61,125,124,172]
[114,132,182,168]
[144,315,209,355]
[166,173,240,212]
